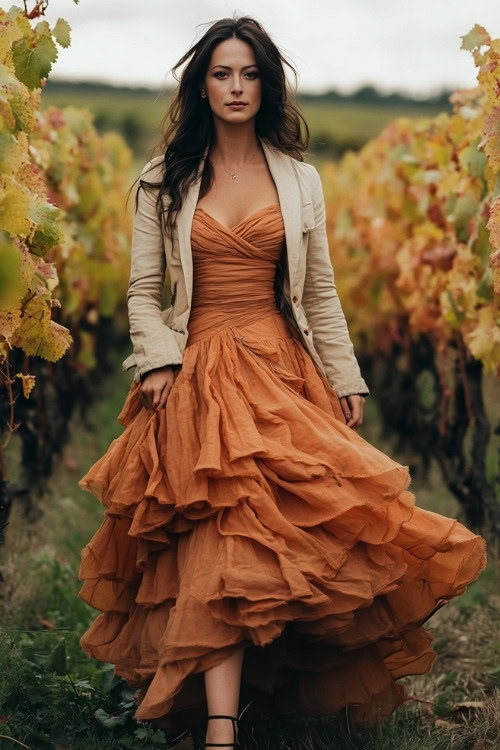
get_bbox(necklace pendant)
[231,173,236,179]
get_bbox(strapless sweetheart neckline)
[195,203,281,233]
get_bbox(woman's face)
[202,37,262,123]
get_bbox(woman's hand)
[139,365,178,411]
[339,394,365,429]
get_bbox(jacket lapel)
[176,136,301,304]
[260,138,302,284]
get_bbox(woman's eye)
[213,71,259,79]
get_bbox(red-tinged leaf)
[420,243,456,270]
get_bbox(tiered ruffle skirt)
[78,311,487,726]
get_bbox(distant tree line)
[43,79,454,159]
[299,83,453,109]
[46,78,454,109]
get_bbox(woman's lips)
[227,103,247,109]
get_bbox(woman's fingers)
[139,366,177,410]
[156,380,172,410]
[340,394,364,429]
[151,386,163,410]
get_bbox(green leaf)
[0,238,23,308]
[53,18,71,48]
[473,217,493,267]
[453,195,478,242]
[460,24,491,51]
[11,33,58,90]
[459,143,487,178]
[28,199,62,255]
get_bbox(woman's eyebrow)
[211,64,258,70]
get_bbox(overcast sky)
[44,0,499,96]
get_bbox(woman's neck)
[209,125,262,169]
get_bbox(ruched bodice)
[77,200,486,731]
[187,204,286,343]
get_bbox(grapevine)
[322,25,500,533]
[0,3,133,538]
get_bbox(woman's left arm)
[302,166,370,406]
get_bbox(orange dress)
[77,203,487,727]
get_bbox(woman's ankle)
[205,715,238,745]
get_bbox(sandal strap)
[203,714,239,747]
[206,714,239,720]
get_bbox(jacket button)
[304,328,309,335]
[292,295,298,303]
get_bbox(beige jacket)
[122,136,370,399]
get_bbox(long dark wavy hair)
[129,13,310,242]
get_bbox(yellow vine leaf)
[11,288,71,361]
[0,93,16,130]
[0,4,132,385]
[37,320,73,361]
[486,197,500,252]
[15,372,36,398]
[479,108,500,173]
[464,307,500,373]
[0,308,22,343]
[0,185,31,236]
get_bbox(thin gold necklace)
[217,150,260,180]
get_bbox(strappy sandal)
[197,713,240,748]
[193,697,256,749]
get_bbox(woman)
[77,14,487,750]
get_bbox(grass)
[0,349,498,749]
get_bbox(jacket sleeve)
[126,160,184,378]
[302,166,370,398]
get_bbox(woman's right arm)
[126,159,184,381]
